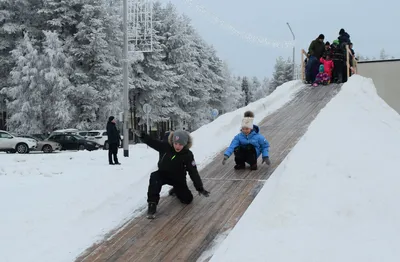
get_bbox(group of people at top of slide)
[305,28,356,87]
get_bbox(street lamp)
[121,0,153,157]
[122,0,129,157]
[286,22,295,80]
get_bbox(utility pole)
[122,0,129,157]
[286,22,295,80]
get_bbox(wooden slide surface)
[76,84,341,262]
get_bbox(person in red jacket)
[320,54,334,81]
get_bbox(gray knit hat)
[172,130,189,146]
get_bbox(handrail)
[301,49,308,81]
[346,44,357,78]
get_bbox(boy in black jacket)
[135,130,210,218]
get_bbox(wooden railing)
[301,45,357,82]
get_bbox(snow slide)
[0,80,303,262]
[210,75,400,262]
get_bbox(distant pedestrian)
[106,116,121,165]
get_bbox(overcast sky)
[160,0,398,79]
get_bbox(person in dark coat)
[330,39,345,83]
[106,116,121,165]
[306,34,326,83]
[135,130,210,218]
[338,28,351,47]
[322,42,331,59]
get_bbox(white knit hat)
[241,117,254,129]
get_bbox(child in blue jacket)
[222,111,270,170]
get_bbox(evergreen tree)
[5,33,44,133]
[220,63,241,113]
[380,49,388,60]
[250,76,261,102]
[68,0,123,129]
[241,77,251,106]
[270,56,292,91]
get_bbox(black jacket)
[338,31,350,46]
[106,121,121,144]
[141,132,204,191]
[330,44,345,62]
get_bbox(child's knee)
[177,191,193,204]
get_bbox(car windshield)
[88,132,100,136]
[73,135,85,140]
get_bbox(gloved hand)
[198,189,210,197]
[262,157,271,165]
[222,155,229,165]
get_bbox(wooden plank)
[76,84,341,262]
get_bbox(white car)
[86,129,123,149]
[0,130,37,154]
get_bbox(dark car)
[47,134,100,151]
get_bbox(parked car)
[77,131,89,138]
[86,129,123,149]
[0,131,37,154]
[47,134,100,151]
[51,129,89,139]
[86,130,108,148]
[18,135,62,153]
[30,134,48,141]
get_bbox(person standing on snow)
[222,111,270,170]
[134,129,210,219]
[106,116,121,165]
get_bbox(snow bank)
[0,80,302,262]
[0,145,158,262]
[210,75,400,261]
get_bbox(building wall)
[357,59,400,114]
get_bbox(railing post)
[346,44,350,80]
[301,49,305,82]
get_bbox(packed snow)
[210,75,400,262]
[0,80,302,262]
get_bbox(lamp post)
[286,22,295,80]
[122,0,129,157]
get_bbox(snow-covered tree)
[40,31,74,131]
[270,56,293,91]
[380,49,388,60]
[241,77,251,106]
[5,33,44,133]
[220,63,241,113]
[68,0,123,129]
[4,32,74,133]
[253,77,270,98]
[250,76,261,102]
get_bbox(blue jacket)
[224,125,270,158]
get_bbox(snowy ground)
[0,80,302,262]
[210,75,400,262]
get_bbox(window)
[88,132,100,137]
[102,132,107,136]
[0,132,13,139]
[65,135,77,141]
[49,135,63,141]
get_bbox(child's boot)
[147,202,157,219]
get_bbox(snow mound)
[210,75,400,262]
